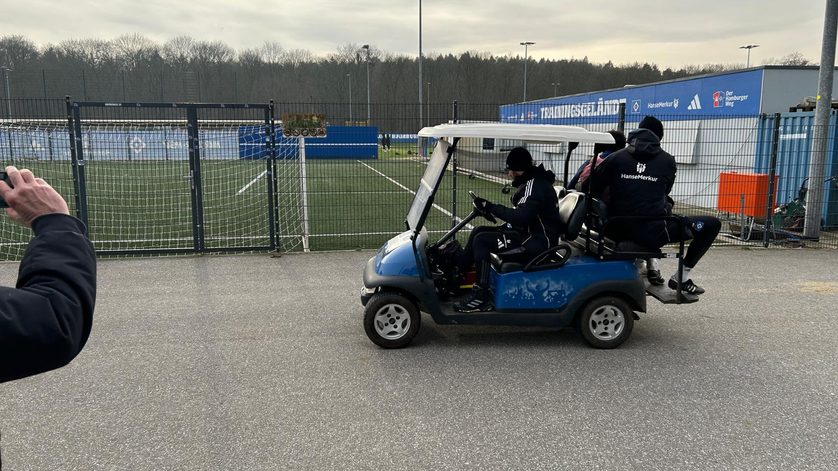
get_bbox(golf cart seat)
[490,191,587,273]
[579,197,669,260]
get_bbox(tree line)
[0,34,813,128]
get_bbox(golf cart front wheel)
[363,292,421,349]
[578,296,634,349]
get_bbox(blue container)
[755,112,838,227]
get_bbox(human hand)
[473,197,494,214]
[0,166,70,228]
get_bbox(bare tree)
[52,39,116,67]
[0,35,39,68]
[112,34,159,70]
[238,48,264,67]
[162,36,196,67]
[191,40,235,64]
[328,43,364,64]
[260,41,285,65]
[763,51,811,66]
[284,48,314,67]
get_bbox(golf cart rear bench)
[572,196,698,304]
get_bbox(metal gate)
[68,101,293,255]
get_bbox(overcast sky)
[2,0,830,68]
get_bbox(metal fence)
[1,98,836,260]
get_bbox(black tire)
[578,296,634,349]
[363,292,421,349]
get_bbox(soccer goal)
[0,101,309,258]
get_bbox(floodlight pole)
[804,0,838,238]
[739,44,759,68]
[362,44,371,124]
[1,66,11,117]
[426,82,431,126]
[419,0,423,131]
[520,41,535,101]
[346,73,352,124]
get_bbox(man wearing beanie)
[590,115,721,295]
[454,147,563,312]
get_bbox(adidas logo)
[688,94,702,110]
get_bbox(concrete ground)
[1,247,836,470]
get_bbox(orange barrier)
[717,172,779,218]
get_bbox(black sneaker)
[453,291,494,313]
[647,269,665,286]
[668,278,705,295]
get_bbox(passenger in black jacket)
[455,147,562,312]
[0,166,96,383]
[590,116,720,295]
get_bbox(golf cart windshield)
[405,123,616,233]
[406,139,452,231]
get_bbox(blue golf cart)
[360,123,695,349]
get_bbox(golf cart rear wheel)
[578,296,634,349]
[363,292,421,349]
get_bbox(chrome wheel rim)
[373,303,411,340]
[588,304,625,340]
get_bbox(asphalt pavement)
[1,247,836,470]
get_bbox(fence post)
[4,114,11,160]
[265,101,278,251]
[617,102,626,132]
[763,113,781,247]
[451,100,459,228]
[81,69,87,101]
[299,136,311,252]
[186,105,205,252]
[66,96,89,227]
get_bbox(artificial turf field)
[0,156,507,259]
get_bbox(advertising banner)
[500,69,763,124]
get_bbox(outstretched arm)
[0,167,96,383]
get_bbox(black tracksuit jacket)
[589,129,677,246]
[490,164,562,251]
[0,214,97,383]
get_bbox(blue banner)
[0,125,380,161]
[501,69,764,124]
[240,125,379,160]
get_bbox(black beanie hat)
[639,115,664,139]
[505,147,533,171]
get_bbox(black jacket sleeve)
[489,181,544,227]
[664,154,677,196]
[0,214,97,383]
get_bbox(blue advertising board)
[240,125,378,160]
[500,69,764,124]
[2,124,377,161]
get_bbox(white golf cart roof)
[418,122,615,144]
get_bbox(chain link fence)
[1,98,835,260]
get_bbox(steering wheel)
[469,191,497,223]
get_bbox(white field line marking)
[407,155,507,184]
[356,160,473,230]
[458,167,507,184]
[238,170,268,195]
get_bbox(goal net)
[0,116,306,258]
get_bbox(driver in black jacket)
[455,147,562,312]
